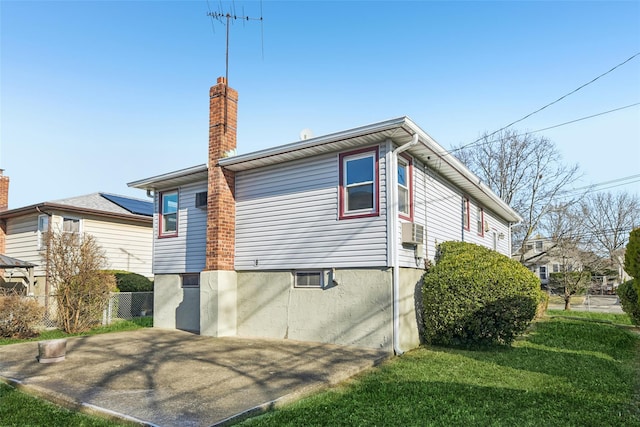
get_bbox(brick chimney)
[0,170,8,255]
[205,77,237,271]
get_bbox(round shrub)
[617,279,640,325]
[105,270,154,292]
[422,241,542,347]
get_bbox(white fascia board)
[127,164,208,190]
[219,116,412,171]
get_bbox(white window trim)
[37,214,49,250]
[397,155,412,220]
[159,190,179,237]
[294,270,324,289]
[339,148,379,218]
[61,216,82,234]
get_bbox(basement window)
[181,273,200,288]
[294,271,324,289]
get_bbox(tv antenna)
[207,1,264,87]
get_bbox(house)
[128,77,522,353]
[517,235,625,294]
[0,179,154,297]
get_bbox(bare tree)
[44,231,116,333]
[580,191,640,282]
[538,203,593,309]
[456,129,581,258]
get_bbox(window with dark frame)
[181,273,200,288]
[339,148,379,219]
[539,266,548,280]
[294,271,323,288]
[160,190,178,237]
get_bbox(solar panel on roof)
[100,193,153,216]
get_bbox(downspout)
[36,206,52,309]
[390,133,419,355]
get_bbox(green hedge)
[617,279,640,325]
[104,270,153,292]
[422,241,542,347]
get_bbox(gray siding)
[235,145,388,270]
[153,182,208,274]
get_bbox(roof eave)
[127,164,208,191]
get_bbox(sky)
[1,0,639,209]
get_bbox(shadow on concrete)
[0,329,388,426]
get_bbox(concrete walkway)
[0,329,389,426]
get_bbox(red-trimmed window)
[159,190,178,237]
[339,147,379,219]
[476,206,485,237]
[463,196,470,231]
[398,154,413,221]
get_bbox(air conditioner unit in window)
[195,191,207,209]
[402,222,424,245]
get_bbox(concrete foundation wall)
[236,269,394,351]
[154,274,200,332]
[398,267,425,350]
[200,270,237,337]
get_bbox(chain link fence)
[22,292,153,329]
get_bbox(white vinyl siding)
[235,146,388,270]
[421,167,512,258]
[5,214,45,276]
[83,217,153,278]
[153,182,208,274]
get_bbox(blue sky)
[1,0,639,209]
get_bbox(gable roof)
[0,193,153,223]
[128,116,522,224]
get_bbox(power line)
[552,174,640,198]
[526,102,640,135]
[457,52,640,151]
[448,101,640,154]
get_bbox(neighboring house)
[128,77,522,353]
[518,237,628,294]
[0,185,153,297]
[515,237,568,287]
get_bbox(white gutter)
[389,133,419,355]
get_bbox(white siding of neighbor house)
[153,181,208,274]
[235,144,389,270]
[5,214,45,276]
[83,217,153,278]
[5,212,156,280]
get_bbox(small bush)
[0,295,45,338]
[617,279,640,325]
[105,270,153,292]
[422,241,542,347]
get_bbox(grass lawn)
[0,382,134,427]
[0,312,638,426]
[238,311,640,426]
[0,317,153,346]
